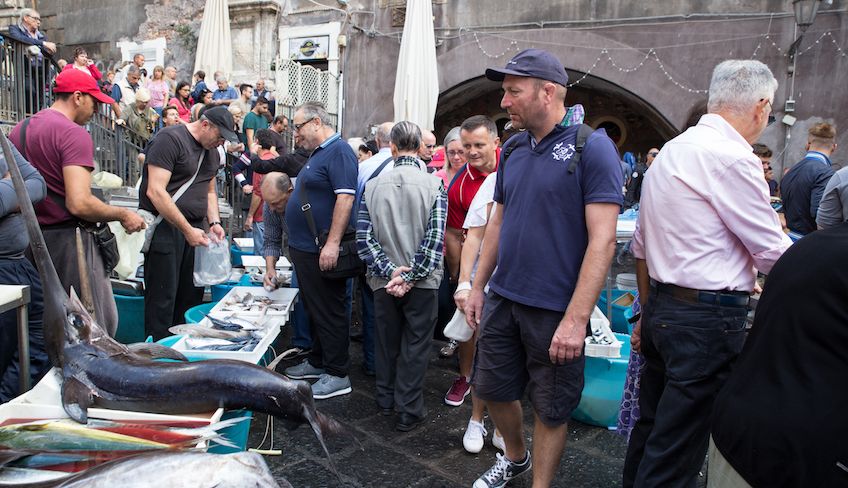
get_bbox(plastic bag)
[443,309,473,342]
[193,235,232,286]
[107,221,146,279]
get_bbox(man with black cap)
[139,105,239,339]
[464,49,623,488]
[10,68,146,337]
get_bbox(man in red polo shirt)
[444,115,500,407]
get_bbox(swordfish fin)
[126,343,189,362]
[61,376,94,424]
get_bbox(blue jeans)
[0,258,50,402]
[623,289,748,488]
[289,264,312,350]
[252,221,265,255]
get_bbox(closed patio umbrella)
[194,0,233,79]
[393,0,439,130]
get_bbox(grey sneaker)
[472,450,532,488]
[284,359,325,380]
[311,373,352,400]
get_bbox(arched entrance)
[434,72,680,158]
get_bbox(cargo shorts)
[471,291,585,426]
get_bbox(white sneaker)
[492,430,505,452]
[463,418,487,454]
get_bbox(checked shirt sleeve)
[401,188,447,283]
[356,198,397,279]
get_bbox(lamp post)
[788,0,829,56]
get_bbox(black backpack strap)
[367,156,394,182]
[567,124,595,174]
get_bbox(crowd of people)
[0,11,844,486]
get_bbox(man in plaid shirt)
[357,121,447,432]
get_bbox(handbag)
[140,151,206,253]
[79,221,120,273]
[298,184,364,280]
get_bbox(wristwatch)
[209,221,222,227]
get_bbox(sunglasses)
[648,152,659,156]
[424,144,436,149]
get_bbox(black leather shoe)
[396,412,426,432]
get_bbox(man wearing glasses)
[283,101,359,400]
[6,9,57,113]
[624,60,792,487]
[138,106,239,340]
[418,129,437,169]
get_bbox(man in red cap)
[9,69,146,336]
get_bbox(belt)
[654,282,750,308]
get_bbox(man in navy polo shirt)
[282,101,359,400]
[465,49,623,488]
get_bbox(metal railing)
[0,36,145,186]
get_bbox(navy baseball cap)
[485,49,569,87]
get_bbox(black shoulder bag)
[298,185,364,280]
[19,118,120,274]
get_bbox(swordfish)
[0,132,343,462]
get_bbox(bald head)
[375,122,394,148]
[261,172,293,213]
[419,129,436,161]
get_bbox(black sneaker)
[473,450,532,488]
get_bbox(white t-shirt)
[461,172,497,289]
[463,172,497,230]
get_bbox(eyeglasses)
[447,150,465,157]
[648,152,659,157]
[761,98,776,126]
[27,14,41,21]
[293,118,314,132]
[764,166,773,171]
[425,144,436,149]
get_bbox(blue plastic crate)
[597,290,636,334]
[572,333,631,428]
[208,409,253,454]
[113,293,145,344]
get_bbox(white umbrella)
[393,0,439,130]
[194,0,233,79]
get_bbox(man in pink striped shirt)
[622,60,792,488]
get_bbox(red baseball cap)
[54,69,114,104]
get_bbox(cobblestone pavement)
[249,335,633,488]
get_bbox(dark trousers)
[622,289,748,488]
[288,266,312,349]
[289,247,350,377]
[355,276,375,371]
[373,287,438,418]
[39,226,118,336]
[144,221,204,340]
[0,258,49,402]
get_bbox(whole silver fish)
[168,324,250,340]
[0,451,287,488]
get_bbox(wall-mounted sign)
[288,36,330,61]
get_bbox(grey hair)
[126,65,141,76]
[296,101,334,127]
[274,173,292,194]
[443,126,462,148]
[391,121,422,152]
[20,8,36,23]
[215,75,228,83]
[707,60,778,116]
[375,122,393,146]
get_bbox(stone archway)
[433,27,709,152]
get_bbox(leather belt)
[654,282,750,308]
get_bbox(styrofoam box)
[2,369,223,448]
[210,286,298,317]
[240,255,291,271]
[584,337,623,358]
[233,237,255,253]
[168,317,282,364]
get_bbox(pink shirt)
[631,114,791,292]
[145,79,169,109]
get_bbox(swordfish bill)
[0,132,345,471]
